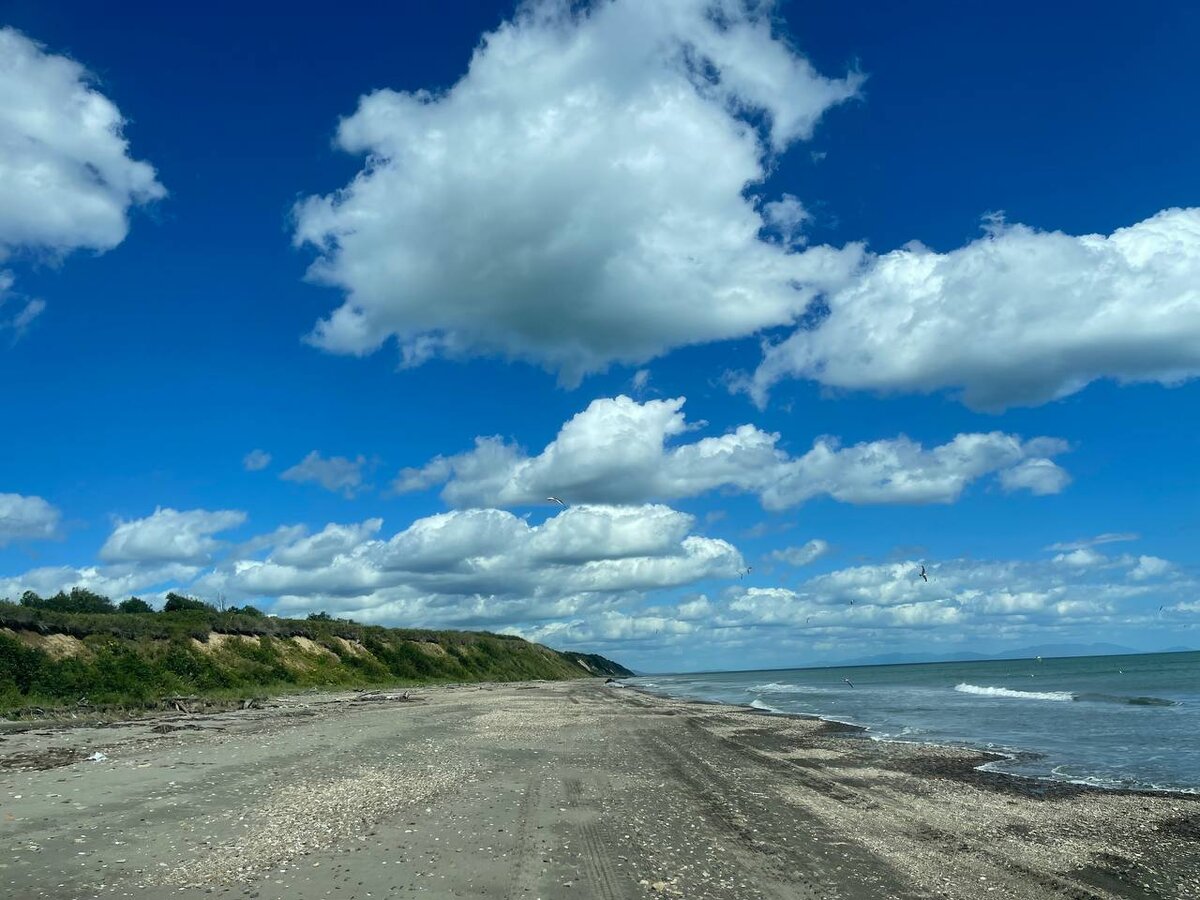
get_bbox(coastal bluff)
[0,595,632,715]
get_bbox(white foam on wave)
[748,682,816,694]
[955,683,1073,702]
[749,698,784,714]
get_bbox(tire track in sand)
[505,778,542,900]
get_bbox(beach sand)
[1,680,1197,899]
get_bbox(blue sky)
[1,0,1198,673]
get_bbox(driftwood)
[350,690,418,703]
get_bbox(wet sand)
[1,680,1197,899]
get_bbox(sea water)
[627,651,1200,793]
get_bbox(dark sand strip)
[1,681,1197,899]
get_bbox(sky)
[1,0,1198,673]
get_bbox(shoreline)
[2,679,1197,899]
[623,680,1200,799]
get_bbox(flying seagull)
[547,497,566,507]
[843,677,854,689]
[739,566,753,579]
[919,565,928,583]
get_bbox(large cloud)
[0,492,60,544]
[513,545,1195,655]
[0,28,164,266]
[747,208,1200,410]
[202,505,740,620]
[395,395,1071,509]
[3,503,1194,662]
[99,507,247,565]
[724,547,1187,634]
[293,0,860,382]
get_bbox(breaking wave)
[955,684,1178,706]
[748,682,818,694]
[749,698,784,713]
[955,683,1073,702]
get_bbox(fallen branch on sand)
[350,691,420,703]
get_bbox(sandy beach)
[1,680,1197,900]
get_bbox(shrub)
[163,592,215,613]
[21,587,115,614]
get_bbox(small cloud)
[281,451,368,498]
[243,449,272,472]
[1046,532,1139,552]
[0,493,61,545]
[9,298,45,338]
[1,275,46,342]
[761,193,810,247]
[1052,548,1105,568]
[770,539,831,567]
[1129,555,1174,581]
[631,369,651,393]
[999,458,1071,495]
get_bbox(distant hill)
[557,651,635,678]
[0,596,629,715]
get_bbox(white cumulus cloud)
[1129,555,1174,581]
[723,549,1189,634]
[0,28,164,284]
[770,539,830,567]
[270,519,383,568]
[99,507,247,564]
[998,458,1072,496]
[747,208,1200,410]
[0,562,201,604]
[293,0,860,383]
[199,504,741,625]
[281,451,368,497]
[1052,548,1107,569]
[395,395,1071,509]
[0,492,60,544]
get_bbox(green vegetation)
[0,591,632,716]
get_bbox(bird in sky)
[919,565,928,583]
[547,497,566,507]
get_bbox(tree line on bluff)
[11,586,342,622]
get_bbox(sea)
[626,650,1200,794]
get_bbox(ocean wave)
[749,698,784,713]
[955,683,1073,702]
[748,682,816,694]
